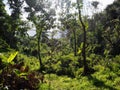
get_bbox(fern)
[7,51,18,63]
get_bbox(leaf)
[78,49,82,54]
[104,50,109,55]
[0,53,7,61]
[19,72,28,76]
[80,42,83,49]
[7,51,18,63]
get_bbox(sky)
[73,0,114,8]
[87,0,114,10]
[3,0,114,36]
[88,0,114,7]
[3,0,114,16]
[80,0,114,16]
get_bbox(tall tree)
[25,0,55,72]
[103,0,120,56]
[77,0,88,75]
[0,0,11,49]
[8,0,24,48]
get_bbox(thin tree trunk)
[38,30,43,72]
[77,0,88,75]
[73,30,77,56]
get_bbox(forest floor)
[0,51,120,90]
[40,69,120,90]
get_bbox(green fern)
[7,51,18,63]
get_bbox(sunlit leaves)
[7,51,18,63]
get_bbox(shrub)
[114,77,120,88]
[17,54,40,71]
[0,64,43,90]
[53,53,78,77]
[0,52,43,90]
[75,68,83,78]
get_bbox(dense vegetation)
[0,0,120,90]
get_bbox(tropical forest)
[0,0,120,90]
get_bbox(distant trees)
[25,0,56,72]
[59,14,79,56]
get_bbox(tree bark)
[38,29,43,72]
[77,0,88,75]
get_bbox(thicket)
[0,0,120,89]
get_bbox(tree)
[102,0,120,56]
[77,0,88,75]
[8,0,24,49]
[25,0,56,72]
[58,0,80,56]
[86,0,120,56]
[59,14,79,56]
[0,0,12,49]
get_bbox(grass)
[40,74,99,90]
[39,63,120,90]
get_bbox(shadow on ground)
[87,75,116,90]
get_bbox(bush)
[0,63,43,90]
[17,54,40,71]
[75,68,83,78]
[53,53,78,77]
[0,51,43,90]
[114,77,120,89]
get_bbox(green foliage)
[17,54,40,71]
[1,0,120,89]
[114,77,120,89]
[0,51,18,67]
[40,56,120,90]
[77,42,83,55]
[101,0,120,56]
[7,51,18,63]
[92,67,117,89]
[88,54,103,66]
[0,52,42,90]
[43,53,79,77]
[0,64,43,90]
[75,68,83,78]
[0,39,10,51]
[54,53,78,77]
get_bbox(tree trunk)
[38,30,43,72]
[73,29,77,56]
[77,0,88,75]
